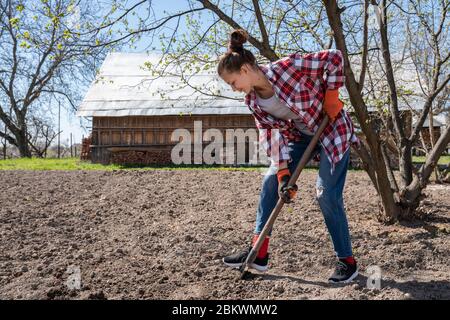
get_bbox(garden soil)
[1,169,449,300]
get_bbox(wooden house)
[76,53,258,165]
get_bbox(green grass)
[0,157,119,171]
[1,155,448,171]
[0,157,277,171]
[413,155,450,165]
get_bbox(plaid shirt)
[244,49,359,172]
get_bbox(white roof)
[413,115,446,128]
[76,52,250,117]
[77,52,441,118]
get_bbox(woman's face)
[220,64,255,95]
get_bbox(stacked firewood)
[111,150,172,165]
[80,136,92,160]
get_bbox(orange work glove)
[277,168,298,203]
[323,89,344,122]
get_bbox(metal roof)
[76,52,250,117]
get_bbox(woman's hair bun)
[217,28,256,75]
[228,29,248,53]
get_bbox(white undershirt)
[256,93,314,136]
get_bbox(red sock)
[341,256,356,265]
[252,234,270,259]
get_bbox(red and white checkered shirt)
[244,49,359,172]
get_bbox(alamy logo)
[366,265,382,290]
[170,121,281,166]
[66,265,81,290]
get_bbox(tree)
[27,115,60,158]
[322,0,449,221]
[0,0,113,157]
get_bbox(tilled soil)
[0,169,449,300]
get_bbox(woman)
[217,29,360,283]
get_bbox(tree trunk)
[399,140,413,188]
[372,147,401,222]
[399,125,450,219]
[16,132,32,157]
[15,118,32,158]
[323,1,401,222]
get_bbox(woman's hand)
[323,89,344,122]
[277,168,298,203]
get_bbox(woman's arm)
[291,49,345,90]
[289,49,345,122]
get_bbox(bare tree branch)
[0,129,17,146]
[358,0,369,92]
[81,7,207,49]
[410,73,450,142]
[252,0,270,47]
[196,0,279,61]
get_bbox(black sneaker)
[222,247,269,272]
[328,260,359,283]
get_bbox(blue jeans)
[254,134,353,258]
